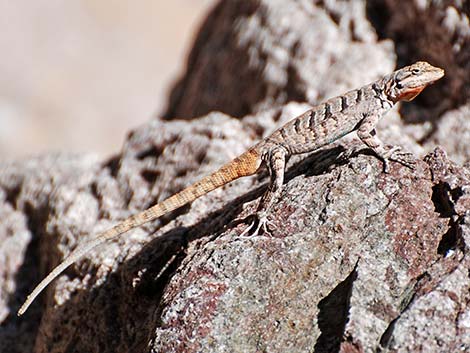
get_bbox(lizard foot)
[239,213,276,237]
[382,146,416,173]
[336,146,355,163]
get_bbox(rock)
[163,0,395,120]
[0,154,100,353]
[149,146,470,353]
[424,103,470,165]
[3,112,469,353]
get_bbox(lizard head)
[386,61,445,103]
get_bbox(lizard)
[17,61,444,316]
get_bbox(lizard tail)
[18,148,261,316]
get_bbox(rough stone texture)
[163,0,395,119]
[5,119,470,353]
[424,103,470,165]
[149,144,470,353]
[0,154,100,353]
[1,1,470,353]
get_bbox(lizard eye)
[411,68,421,75]
[396,82,403,89]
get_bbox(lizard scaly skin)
[18,61,444,316]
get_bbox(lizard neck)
[373,76,396,109]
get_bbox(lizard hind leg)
[239,146,287,237]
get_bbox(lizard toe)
[389,151,416,170]
[239,213,274,237]
[381,146,416,172]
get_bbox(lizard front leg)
[241,146,287,236]
[357,114,415,172]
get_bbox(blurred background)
[0,0,215,160]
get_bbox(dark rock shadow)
[314,263,358,353]
[431,181,465,255]
[2,194,53,353]
[1,234,42,353]
[162,1,267,120]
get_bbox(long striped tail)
[18,148,261,316]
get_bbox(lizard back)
[269,83,391,155]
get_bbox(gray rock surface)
[1,1,469,353]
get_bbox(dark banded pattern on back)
[324,103,333,120]
[308,110,317,129]
[356,87,363,103]
[341,95,348,111]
